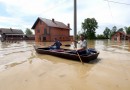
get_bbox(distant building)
[0,28,24,42]
[24,35,35,40]
[111,31,130,41]
[31,17,71,42]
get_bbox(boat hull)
[34,46,99,63]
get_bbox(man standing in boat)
[50,38,62,49]
[75,34,87,55]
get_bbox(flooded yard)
[0,40,130,90]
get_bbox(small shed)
[0,28,24,42]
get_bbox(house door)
[43,37,46,41]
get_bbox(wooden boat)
[34,46,99,63]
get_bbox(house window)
[44,28,47,35]
[47,27,50,34]
[37,29,40,33]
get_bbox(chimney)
[10,28,13,31]
[67,23,70,28]
[52,18,55,22]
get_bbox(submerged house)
[0,28,24,42]
[111,31,130,41]
[31,17,71,42]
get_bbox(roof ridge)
[39,17,65,24]
[32,17,70,29]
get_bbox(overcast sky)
[0,0,130,35]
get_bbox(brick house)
[31,17,71,42]
[0,28,24,42]
[111,31,130,41]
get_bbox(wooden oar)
[62,43,83,64]
[76,51,84,64]
[74,47,84,64]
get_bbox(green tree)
[112,26,117,32]
[25,28,33,35]
[82,18,98,39]
[96,34,106,39]
[110,26,117,38]
[103,27,111,39]
[118,28,124,32]
[124,26,130,34]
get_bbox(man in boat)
[74,34,87,55]
[50,38,62,49]
[75,34,97,55]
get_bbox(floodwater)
[0,40,130,90]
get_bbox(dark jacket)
[53,40,62,49]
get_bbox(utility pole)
[74,0,77,48]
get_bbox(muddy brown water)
[0,40,130,90]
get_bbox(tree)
[96,34,106,39]
[118,28,124,32]
[82,18,98,39]
[25,28,33,35]
[124,26,130,34]
[103,27,111,39]
[110,26,117,38]
[112,26,117,32]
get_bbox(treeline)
[97,26,130,39]
[25,28,33,35]
[77,18,130,39]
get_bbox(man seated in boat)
[74,34,87,55]
[50,38,62,49]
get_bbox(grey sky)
[0,0,130,35]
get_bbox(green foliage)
[110,26,117,38]
[25,28,33,35]
[112,26,117,32]
[96,34,106,39]
[82,18,98,39]
[124,26,130,34]
[118,28,124,32]
[103,27,111,39]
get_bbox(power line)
[39,0,67,16]
[107,0,113,18]
[104,0,130,5]
[105,0,115,24]
[104,0,130,25]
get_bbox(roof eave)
[31,17,40,29]
[48,26,70,30]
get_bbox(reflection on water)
[0,40,130,90]
[95,39,130,53]
[0,41,35,68]
[0,39,130,68]
[0,39,130,66]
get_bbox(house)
[24,35,35,40]
[111,31,130,41]
[31,17,71,42]
[0,28,24,42]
